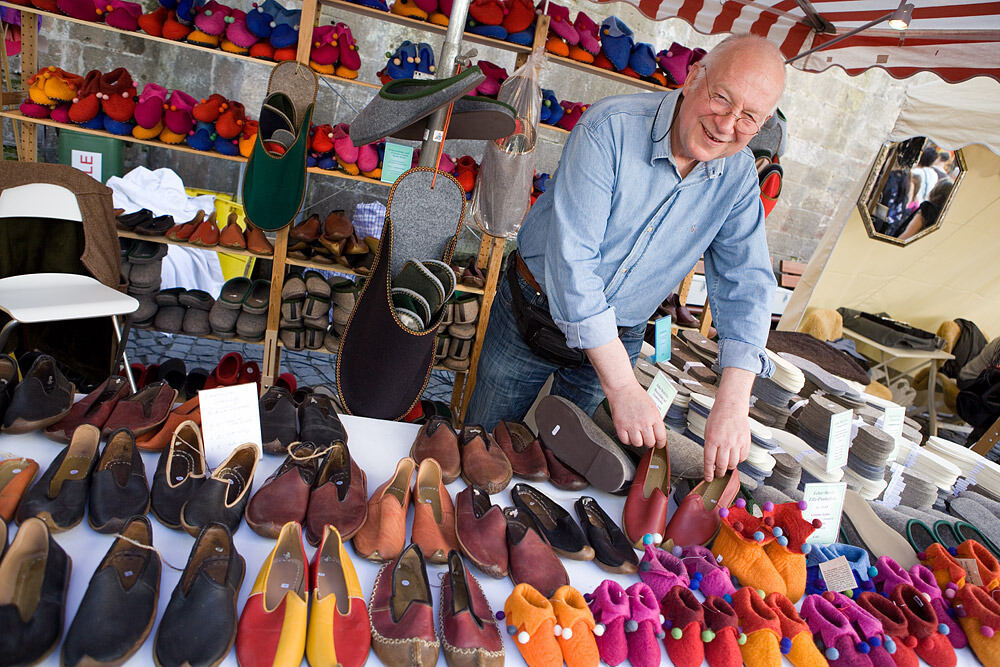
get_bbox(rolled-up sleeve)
[543,122,620,350]
[704,166,777,377]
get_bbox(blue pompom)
[857,642,870,654]
[885,638,897,654]
[948,547,958,556]
[939,623,950,636]
[869,636,882,648]
[780,638,792,654]
[773,527,784,538]
[691,579,700,591]
[778,536,789,547]
[868,566,878,577]
[507,624,517,636]
[693,572,704,581]
[753,531,765,542]
[801,543,812,554]
[825,647,840,660]
[947,608,956,619]
[625,620,638,633]
[643,534,656,545]
[639,561,652,572]
[723,594,733,604]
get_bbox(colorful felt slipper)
[468,0,502,25]
[27,69,57,107]
[806,543,878,597]
[239,119,258,157]
[550,585,600,667]
[764,591,829,667]
[356,143,379,176]
[103,0,143,31]
[573,11,600,56]
[678,544,737,599]
[624,582,663,667]
[890,583,957,667]
[660,587,705,667]
[701,595,744,667]
[822,591,896,667]
[908,564,967,649]
[192,93,227,123]
[540,88,563,126]
[637,545,689,600]
[414,42,435,76]
[599,16,633,71]
[800,594,874,667]
[475,60,507,98]
[332,123,359,174]
[334,23,361,78]
[390,0,427,20]
[658,42,694,86]
[410,0,435,17]
[163,89,197,135]
[730,587,783,667]
[586,580,630,666]
[873,556,913,595]
[175,0,205,24]
[40,67,83,104]
[556,101,587,131]
[188,0,230,46]
[504,583,562,667]
[221,8,257,53]
[955,539,1000,590]
[711,500,787,597]
[161,9,193,40]
[133,82,167,129]
[385,40,417,80]
[49,102,72,123]
[952,583,1000,667]
[920,542,967,591]
[137,5,168,35]
[268,2,300,49]
[57,0,102,22]
[97,67,136,122]
[856,592,917,667]
[453,155,478,194]
[19,99,51,119]
[309,24,338,73]
[246,0,277,39]
[628,42,657,77]
[545,2,578,44]
[761,500,820,602]
[215,100,245,139]
[503,0,534,35]
[310,123,335,154]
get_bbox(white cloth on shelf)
[107,166,225,295]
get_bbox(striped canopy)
[594,0,1000,84]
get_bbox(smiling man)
[466,34,786,484]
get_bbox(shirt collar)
[650,90,726,179]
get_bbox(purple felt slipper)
[800,594,875,667]
[104,0,143,30]
[134,82,167,129]
[909,563,968,649]
[678,544,737,599]
[873,556,913,595]
[587,580,631,666]
[545,1,578,44]
[573,11,600,55]
[822,591,897,667]
[638,545,689,601]
[657,42,694,86]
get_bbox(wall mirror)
[858,137,966,247]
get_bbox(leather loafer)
[369,544,440,666]
[0,457,39,522]
[410,416,461,484]
[246,441,324,538]
[180,442,260,536]
[504,506,568,598]
[663,470,740,549]
[259,386,298,455]
[154,523,245,667]
[493,421,549,482]
[62,516,160,667]
[440,550,505,667]
[88,427,150,534]
[455,485,509,578]
[2,353,75,434]
[16,424,100,532]
[0,517,71,666]
[575,496,638,574]
[622,446,672,547]
[410,458,459,564]
[459,425,512,494]
[43,375,131,442]
[541,442,588,491]
[511,483,593,560]
[304,441,367,545]
[151,419,207,529]
[353,457,415,563]
[101,379,177,438]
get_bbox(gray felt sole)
[946,497,1000,556]
[843,490,918,568]
[384,168,465,278]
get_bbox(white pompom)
[562,627,573,640]
[517,631,530,644]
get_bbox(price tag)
[956,558,984,586]
[380,142,414,184]
[819,556,857,593]
[683,361,705,372]
[653,315,671,364]
[880,463,906,509]
[198,383,262,467]
[647,372,678,420]
[826,409,853,473]
[881,406,905,438]
[802,482,847,545]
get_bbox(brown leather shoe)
[0,458,39,522]
[245,224,274,256]
[410,416,461,484]
[188,212,220,247]
[369,544,439,666]
[353,457,415,563]
[218,212,247,250]
[455,485,508,578]
[101,380,177,438]
[440,551,505,667]
[622,446,671,547]
[458,426,512,495]
[541,443,588,491]
[304,441,367,545]
[135,396,200,452]
[662,470,740,549]
[504,507,568,598]
[43,375,131,443]
[290,213,321,243]
[410,458,458,564]
[493,421,548,482]
[323,210,353,240]
[245,441,325,538]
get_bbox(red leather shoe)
[440,550,504,667]
[203,352,243,389]
[188,212,221,247]
[236,521,308,667]
[623,446,671,547]
[455,485,508,578]
[493,421,548,482]
[662,470,739,549]
[369,544,440,665]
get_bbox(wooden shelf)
[545,53,672,93]
[274,336,464,371]
[0,111,391,187]
[135,325,265,346]
[118,229,276,259]
[0,2,379,91]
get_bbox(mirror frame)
[857,142,967,247]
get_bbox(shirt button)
[621,269,627,274]
[647,227,653,232]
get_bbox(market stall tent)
[778,76,1000,344]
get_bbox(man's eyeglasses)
[701,66,762,136]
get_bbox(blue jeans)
[465,263,646,431]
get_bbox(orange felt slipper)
[765,592,830,667]
[545,35,569,57]
[761,500,821,602]
[920,543,966,591]
[955,540,1000,591]
[731,587,783,667]
[504,583,563,667]
[549,586,599,667]
[953,583,1000,667]
[711,500,787,597]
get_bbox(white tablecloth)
[0,415,979,666]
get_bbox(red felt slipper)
[310,123,335,154]
[238,360,261,387]
[204,351,243,389]
[67,69,102,123]
[503,0,534,34]
[192,93,227,123]
[161,9,193,41]
[214,100,245,139]
[309,23,338,74]
[137,5,167,35]
[163,89,197,135]
[98,67,136,122]
[660,587,705,667]
[102,0,143,31]
[57,0,101,22]
[469,0,503,25]
[250,40,275,60]
[29,0,59,12]
[701,595,744,667]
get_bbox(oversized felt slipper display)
[390,92,515,142]
[337,168,465,420]
[348,66,484,146]
[243,61,317,231]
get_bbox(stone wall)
[11,0,935,266]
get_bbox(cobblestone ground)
[125,328,455,403]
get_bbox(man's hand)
[703,366,755,482]
[607,380,667,449]
[585,337,667,449]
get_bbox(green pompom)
[702,630,716,643]
[671,627,683,640]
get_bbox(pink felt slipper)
[625,582,664,667]
[163,89,197,135]
[545,1,578,44]
[335,22,361,77]
[222,8,259,52]
[678,544,737,599]
[587,580,630,666]
[332,122,358,166]
[57,0,100,22]
[657,42,694,86]
[475,59,507,97]
[193,0,230,35]
[133,82,167,129]
[557,101,587,131]
[309,23,338,70]
[49,102,73,123]
[102,0,142,30]
[573,11,600,55]
[637,545,689,601]
[357,143,379,174]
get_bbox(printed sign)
[826,409,853,473]
[802,482,847,545]
[653,315,671,364]
[71,150,102,181]
[198,383,262,467]
[647,372,678,420]
[380,142,415,183]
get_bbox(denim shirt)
[517,89,776,377]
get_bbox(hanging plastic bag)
[469,49,544,238]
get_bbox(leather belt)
[514,252,543,294]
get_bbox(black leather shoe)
[259,386,298,455]
[575,496,639,574]
[2,353,75,434]
[153,523,245,667]
[152,420,207,530]
[0,517,71,666]
[510,483,594,561]
[298,392,346,447]
[61,516,160,667]
[116,208,153,230]
[16,424,100,532]
[88,428,150,533]
[0,355,17,427]
[180,442,259,536]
